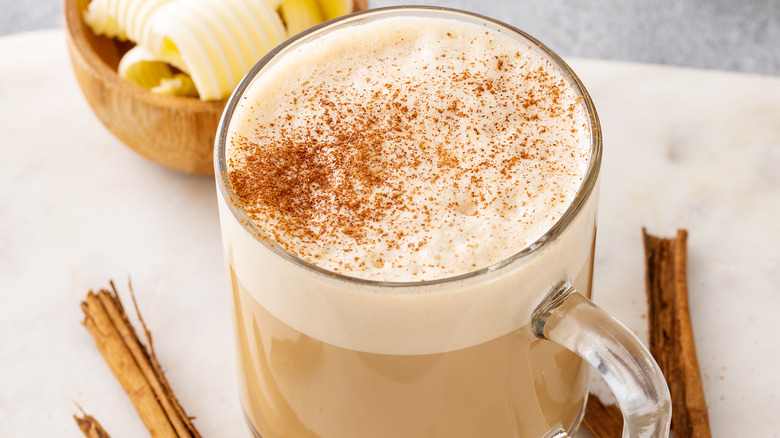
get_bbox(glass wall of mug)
[215,6,603,438]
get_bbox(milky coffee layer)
[226,16,591,281]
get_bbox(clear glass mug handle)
[531,282,672,438]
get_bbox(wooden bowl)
[64,0,368,175]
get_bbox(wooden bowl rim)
[63,0,226,114]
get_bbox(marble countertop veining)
[1,29,780,437]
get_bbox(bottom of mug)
[243,406,262,438]
[241,398,587,438]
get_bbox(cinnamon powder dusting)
[229,98,409,247]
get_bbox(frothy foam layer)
[218,11,599,354]
[226,16,591,281]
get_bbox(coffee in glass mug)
[215,7,671,438]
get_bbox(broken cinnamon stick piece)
[74,411,111,438]
[80,282,202,438]
[582,394,622,438]
[643,229,712,438]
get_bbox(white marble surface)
[1,30,779,437]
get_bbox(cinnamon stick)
[79,282,202,438]
[583,229,712,437]
[74,410,111,438]
[643,229,711,438]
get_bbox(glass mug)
[215,7,671,438]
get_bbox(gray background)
[2,0,779,76]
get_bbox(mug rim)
[214,5,603,288]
